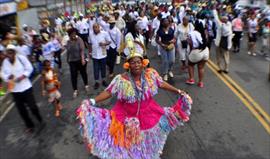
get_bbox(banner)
[0,2,17,17]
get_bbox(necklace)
[128,71,146,116]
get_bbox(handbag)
[116,53,121,64]
[181,40,188,49]
[166,43,175,51]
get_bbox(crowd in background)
[0,0,269,133]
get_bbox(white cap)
[6,44,17,51]
[22,24,28,28]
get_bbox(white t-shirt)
[152,17,160,34]
[89,31,111,59]
[137,16,149,31]
[77,19,89,34]
[42,41,56,61]
[52,38,62,51]
[189,30,203,48]
[108,27,122,50]
[1,55,33,93]
[162,11,170,18]
[88,18,96,33]
[248,19,258,33]
[120,10,126,17]
[99,19,110,32]
[17,45,31,57]
[55,18,63,26]
[177,23,194,41]
[129,11,139,20]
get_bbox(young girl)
[41,60,62,117]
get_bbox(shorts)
[248,33,257,42]
[48,90,61,103]
[188,47,209,63]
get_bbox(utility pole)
[45,0,49,17]
[63,0,66,12]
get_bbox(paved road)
[0,40,269,159]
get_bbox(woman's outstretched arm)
[94,91,112,104]
[160,81,183,95]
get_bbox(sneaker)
[73,90,78,98]
[163,74,168,81]
[252,53,256,56]
[168,71,174,78]
[186,79,195,85]
[94,82,99,90]
[223,70,229,74]
[197,82,204,88]
[247,51,251,55]
[109,73,115,78]
[102,80,108,87]
[85,85,90,93]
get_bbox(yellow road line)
[207,63,270,134]
[208,60,270,123]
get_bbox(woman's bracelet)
[177,89,182,94]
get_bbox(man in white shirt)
[99,14,110,32]
[88,13,96,34]
[107,17,122,78]
[137,11,150,47]
[114,10,126,32]
[1,44,44,133]
[152,13,162,56]
[213,9,233,74]
[176,16,194,70]
[119,5,126,17]
[17,37,31,58]
[89,23,111,89]
[22,24,33,48]
[77,15,90,47]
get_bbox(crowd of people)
[0,0,269,158]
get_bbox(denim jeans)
[92,58,107,81]
[160,47,175,75]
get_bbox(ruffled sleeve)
[145,68,164,88]
[105,74,136,102]
[105,75,122,96]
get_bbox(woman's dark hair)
[67,28,78,36]
[42,59,50,66]
[126,20,139,38]
[194,20,207,49]
[158,18,169,30]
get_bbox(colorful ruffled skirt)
[76,95,192,159]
